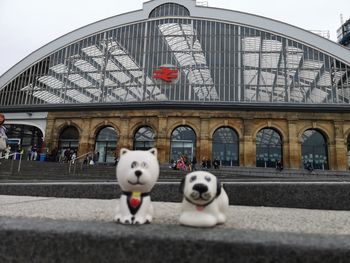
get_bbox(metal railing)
[0,152,23,174]
[68,151,92,175]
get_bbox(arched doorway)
[212,127,239,166]
[95,126,118,163]
[301,129,328,170]
[4,124,43,153]
[134,126,155,150]
[58,126,79,155]
[170,126,196,162]
[256,128,283,168]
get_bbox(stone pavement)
[1,195,350,235]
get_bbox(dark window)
[134,126,155,151]
[256,128,283,168]
[212,127,239,166]
[170,126,196,162]
[58,126,79,155]
[95,127,118,163]
[301,129,328,170]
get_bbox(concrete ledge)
[1,182,350,210]
[1,216,350,263]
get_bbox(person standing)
[192,156,197,171]
[0,113,7,152]
[30,144,38,161]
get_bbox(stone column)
[79,117,92,156]
[287,120,301,169]
[156,116,168,164]
[243,119,255,167]
[333,121,347,170]
[199,117,210,163]
[118,117,130,150]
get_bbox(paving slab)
[1,195,350,235]
[2,195,350,262]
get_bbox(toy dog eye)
[189,175,197,182]
[205,176,211,182]
[141,162,148,168]
[131,161,138,168]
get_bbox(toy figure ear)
[148,148,157,157]
[120,148,129,156]
[179,177,185,194]
[216,178,222,197]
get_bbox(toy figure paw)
[116,215,133,224]
[114,214,121,223]
[145,214,153,223]
[134,216,151,225]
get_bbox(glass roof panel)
[261,53,280,68]
[33,90,63,103]
[243,53,259,67]
[38,76,63,89]
[66,90,92,103]
[242,37,261,52]
[74,60,98,72]
[262,40,282,52]
[50,64,68,74]
[82,46,103,57]
[158,23,219,100]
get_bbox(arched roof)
[0,0,350,108]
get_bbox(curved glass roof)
[0,0,350,109]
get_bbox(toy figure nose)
[135,170,142,177]
[193,183,208,194]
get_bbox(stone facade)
[45,109,350,171]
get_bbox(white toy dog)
[179,171,229,227]
[115,148,159,224]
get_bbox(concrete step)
[1,181,350,210]
[2,159,350,179]
[1,196,350,263]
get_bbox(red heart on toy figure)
[130,198,141,208]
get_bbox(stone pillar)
[243,119,255,167]
[199,118,210,163]
[333,121,347,171]
[45,117,56,152]
[118,117,130,150]
[287,120,301,169]
[156,117,168,164]
[79,118,92,156]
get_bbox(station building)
[1,0,350,170]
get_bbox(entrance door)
[171,140,194,161]
[170,126,196,162]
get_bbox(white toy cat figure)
[179,171,229,227]
[115,148,159,224]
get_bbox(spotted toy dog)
[179,171,229,227]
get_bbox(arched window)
[134,126,155,151]
[301,129,328,170]
[212,127,239,166]
[95,126,118,163]
[59,126,79,154]
[347,134,350,169]
[149,3,190,18]
[170,126,196,162]
[256,128,283,168]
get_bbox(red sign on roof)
[153,66,179,83]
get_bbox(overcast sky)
[0,0,349,75]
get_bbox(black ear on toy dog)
[216,177,222,197]
[179,177,185,194]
